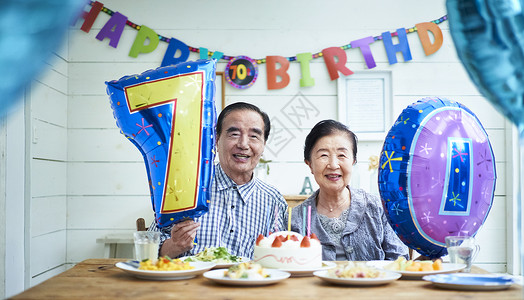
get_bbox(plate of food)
[313,262,401,286]
[422,273,516,291]
[275,261,337,277]
[203,262,290,286]
[115,257,215,280]
[181,247,248,268]
[367,257,466,279]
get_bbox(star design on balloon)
[184,75,202,88]
[136,118,153,136]
[431,172,443,189]
[391,203,403,215]
[452,146,468,162]
[166,184,176,199]
[381,151,403,172]
[148,179,156,191]
[446,111,458,122]
[394,116,410,126]
[455,221,470,236]
[449,192,462,207]
[424,249,438,256]
[419,143,432,155]
[477,149,493,171]
[150,155,160,167]
[422,211,433,223]
[422,97,438,104]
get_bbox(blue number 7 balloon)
[106,59,217,228]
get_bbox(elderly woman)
[291,120,408,261]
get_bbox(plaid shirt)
[150,163,288,259]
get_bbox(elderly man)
[150,102,288,259]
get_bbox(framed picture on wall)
[337,71,392,141]
[215,71,226,113]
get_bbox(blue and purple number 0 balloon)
[106,59,217,228]
[379,97,496,258]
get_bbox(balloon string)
[302,205,306,236]
[307,205,311,237]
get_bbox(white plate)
[269,261,337,277]
[203,269,290,286]
[366,261,466,279]
[314,270,401,286]
[180,256,250,269]
[423,273,516,291]
[115,261,216,280]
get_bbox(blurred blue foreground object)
[0,0,84,117]
[447,0,524,136]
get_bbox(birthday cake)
[253,231,322,270]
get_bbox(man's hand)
[414,255,442,262]
[159,220,200,258]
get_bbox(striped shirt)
[150,163,288,259]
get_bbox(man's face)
[216,109,266,184]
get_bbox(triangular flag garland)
[76,1,447,89]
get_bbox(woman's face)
[306,131,355,194]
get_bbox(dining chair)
[136,218,146,231]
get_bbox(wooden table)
[11,259,522,299]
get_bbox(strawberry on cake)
[253,231,322,269]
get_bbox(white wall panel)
[30,196,66,238]
[30,82,67,128]
[68,95,116,129]
[31,159,67,198]
[393,95,505,130]
[68,128,141,162]
[261,162,318,195]
[43,53,68,76]
[475,195,506,264]
[390,63,481,96]
[494,163,506,196]
[30,231,67,277]
[236,95,338,129]
[31,120,67,161]
[67,196,153,229]
[67,162,149,196]
[67,229,135,263]
[34,66,68,95]
[28,39,70,290]
[68,62,161,96]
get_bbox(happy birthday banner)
[76,1,447,90]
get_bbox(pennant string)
[87,1,447,64]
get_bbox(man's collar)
[215,163,257,204]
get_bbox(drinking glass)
[133,231,160,263]
[445,235,480,272]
